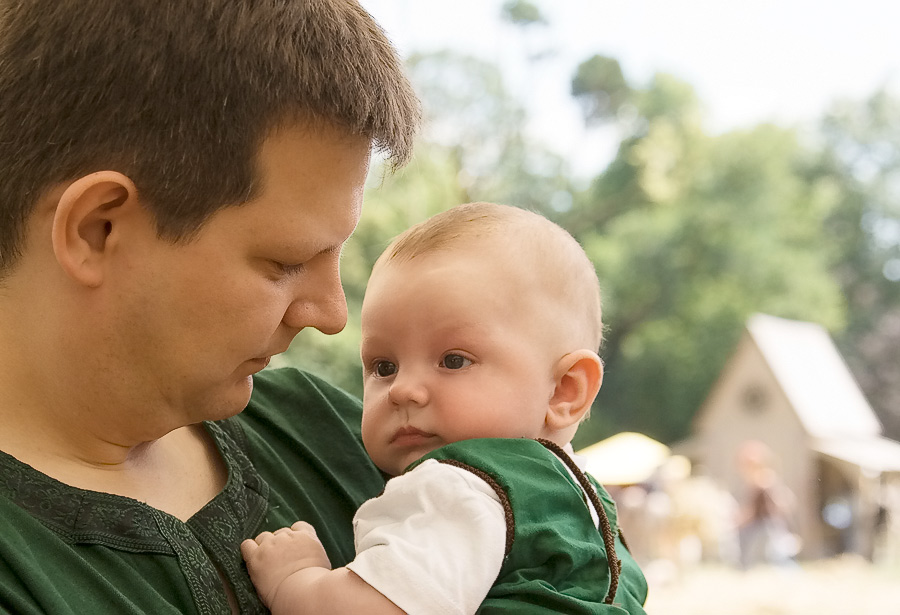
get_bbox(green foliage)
[569,73,846,446]
[571,55,632,124]
[810,89,900,438]
[500,0,547,26]
[404,50,575,212]
[634,73,701,123]
[277,31,899,448]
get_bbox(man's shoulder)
[221,366,383,565]
[239,366,362,430]
[249,366,361,408]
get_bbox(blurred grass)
[643,556,900,614]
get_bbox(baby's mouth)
[390,426,436,446]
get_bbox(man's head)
[360,202,604,475]
[0,0,420,275]
[0,1,420,439]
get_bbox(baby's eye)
[373,360,397,378]
[440,354,472,370]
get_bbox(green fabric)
[412,438,649,615]
[0,367,385,614]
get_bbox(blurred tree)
[273,38,893,453]
[499,0,557,78]
[404,50,574,214]
[567,70,846,447]
[571,54,632,125]
[812,89,900,439]
[500,0,547,27]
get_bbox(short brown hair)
[0,0,420,273]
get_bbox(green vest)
[411,438,648,614]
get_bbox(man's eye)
[440,354,471,370]
[276,261,306,276]
[374,361,397,378]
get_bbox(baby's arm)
[240,521,404,615]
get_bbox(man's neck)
[0,412,227,520]
[0,363,227,520]
[0,369,153,464]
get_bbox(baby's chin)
[374,437,450,476]
[372,457,410,478]
[379,450,435,477]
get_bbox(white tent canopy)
[577,432,671,485]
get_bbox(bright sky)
[361,0,900,176]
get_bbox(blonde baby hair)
[373,202,603,352]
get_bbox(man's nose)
[281,256,348,335]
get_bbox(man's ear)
[546,350,604,432]
[51,171,136,287]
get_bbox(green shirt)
[0,368,385,614]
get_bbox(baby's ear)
[546,350,603,432]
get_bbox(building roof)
[813,436,900,473]
[747,313,882,440]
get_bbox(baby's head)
[360,202,604,475]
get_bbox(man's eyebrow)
[285,242,343,260]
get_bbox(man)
[0,1,420,613]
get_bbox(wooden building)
[686,313,900,559]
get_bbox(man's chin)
[205,376,255,422]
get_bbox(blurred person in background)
[735,440,800,568]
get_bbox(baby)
[241,202,649,614]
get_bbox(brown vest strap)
[536,438,621,606]
[435,459,516,559]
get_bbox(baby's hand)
[241,521,333,608]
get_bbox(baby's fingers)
[290,520,318,535]
[240,538,259,560]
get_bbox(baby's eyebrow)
[359,334,388,355]
[432,321,484,336]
